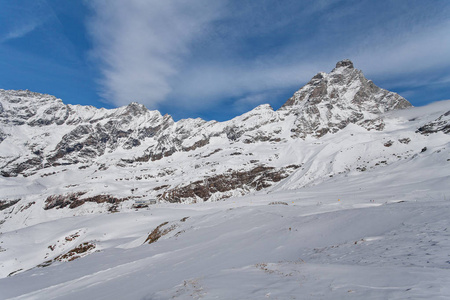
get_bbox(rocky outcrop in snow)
[280,59,411,137]
[417,110,450,135]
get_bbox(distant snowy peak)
[279,59,412,137]
[0,60,418,177]
[281,59,410,110]
[0,89,167,127]
[334,58,354,69]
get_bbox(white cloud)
[0,21,42,43]
[353,20,450,80]
[170,62,322,111]
[172,13,450,112]
[87,0,224,108]
[0,0,50,44]
[232,90,289,113]
[86,0,450,116]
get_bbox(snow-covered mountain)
[0,60,414,199]
[0,59,410,174]
[1,60,449,299]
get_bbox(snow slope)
[0,142,449,299]
[0,100,449,299]
[0,60,449,299]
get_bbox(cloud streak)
[86,0,450,119]
[0,0,50,43]
[87,0,224,108]
[0,21,42,43]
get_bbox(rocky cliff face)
[0,60,426,206]
[417,110,450,135]
[280,59,411,137]
[0,60,412,177]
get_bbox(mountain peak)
[0,60,414,177]
[279,59,412,137]
[281,59,410,111]
[335,59,354,69]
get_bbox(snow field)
[0,95,449,298]
[1,148,449,299]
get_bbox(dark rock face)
[279,60,412,138]
[144,222,177,244]
[1,157,43,177]
[335,59,354,69]
[54,242,96,262]
[159,165,300,203]
[0,199,20,211]
[44,192,126,210]
[0,129,6,143]
[417,111,450,135]
[44,192,87,209]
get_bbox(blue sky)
[1,0,449,121]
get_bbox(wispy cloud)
[0,21,43,43]
[169,62,321,111]
[0,0,74,57]
[0,0,49,43]
[178,2,450,112]
[86,0,450,118]
[353,21,450,80]
[86,0,225,108]
[232,89,289,113]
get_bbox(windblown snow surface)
[0,101,450,299]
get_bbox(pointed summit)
[279,60,412,138]
[335,59,354,69]
[281,59,410,111]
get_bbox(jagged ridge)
[0,60,412,178]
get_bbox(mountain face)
[1,60,450,292]
[281,59,411,137]
[0,59,447,212]
[0,60,410,175]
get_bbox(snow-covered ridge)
[0,60,412,178]
[0,60,448,209]
[0,61,450,298]
[2,59,448,211]
[280,59,411,137]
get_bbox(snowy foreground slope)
[0,60,450,299]
[1,137,449,299]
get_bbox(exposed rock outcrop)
[159,165,300,203]
[44,192,126,210]
[417,111,450,135]
[280,60,411,138]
